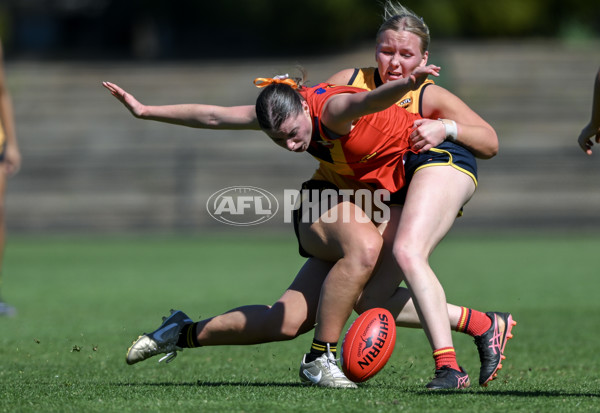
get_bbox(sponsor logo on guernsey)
[399,97,411,107]
[357,313,390,371]
[207,186,279,226]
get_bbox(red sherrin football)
[341,308,396,383]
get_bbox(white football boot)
[299,345,357,389]
[126,309,192,365]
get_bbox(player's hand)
[577,123,600,155]
[2,142,21,176]
[410,118,446,153]
[102,81,146,118]
[409,64,440,88]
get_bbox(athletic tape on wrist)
[440,119,458,142]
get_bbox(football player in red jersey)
[107,2,515,389]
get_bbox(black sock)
[305,339,337,363]
[176,322,199,348]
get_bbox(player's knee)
[278,323,306,340]
[393,241,425,275]
[336,239,382,295]
[278,314,311,340]
[264,302,311,340]
[348,233,383,274]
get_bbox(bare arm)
[326,67,498,159]
[577,68,600,155]
[322,65,440,134]
[102,81,260,130]
[0,41,20,176]
[419,85,498,159]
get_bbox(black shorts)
[390,140,478,205]
[293,141,478,258]
[292,180,339,258]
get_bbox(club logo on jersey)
[398,97,411,108]
[206,186,279,226]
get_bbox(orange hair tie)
[254,75,298,89]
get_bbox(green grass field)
[1,232,599,412]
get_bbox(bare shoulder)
[325,68,356,85]
[422,84,491,125]
[422,84,458,100]
[421,84,471,117]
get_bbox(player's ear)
[302,100,310,115]
[420,50,429,66]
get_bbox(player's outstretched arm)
[325,67,497,159]
[577,68,600,155]
[102,81,260,131]
[322,65,439,134]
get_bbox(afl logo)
[206,186,279,226]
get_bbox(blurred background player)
[0,38,21,316]
[577,67,600,155]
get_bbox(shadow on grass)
[114,382,600,397]
[411,389,600,398]
[114,381,306,388]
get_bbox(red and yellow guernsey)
[309,68,433,192]
[299,83,421,193]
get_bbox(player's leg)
[297,200,381,388]
[126,258,331,364]
[355,206,478,331]
[126,198,381,385]
[0,171,5,274]
[355,201,515,386]
[193,257,330,345]
[382,288,517,386]
[358,255,501,337]
[354,206,415,320]
[298,201,382,344]
[126,181,382,374]
[0,170,13,317]
[392,164,475,389]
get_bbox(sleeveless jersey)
[299,83,421,193]
[310,68,433,189]
[348,67,434,114]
